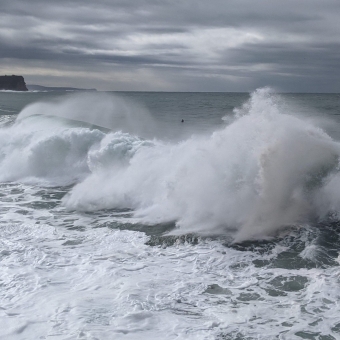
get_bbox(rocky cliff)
[0,75,28,91]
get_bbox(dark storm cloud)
[0,0,339,91]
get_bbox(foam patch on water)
[1,218,340,339]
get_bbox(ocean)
[1,88,340,339]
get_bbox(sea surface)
[1,88,340,339]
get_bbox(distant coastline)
[27,84,97,92]
[0,75,97,92]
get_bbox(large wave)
[2,88,340,240]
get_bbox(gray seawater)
[1,89,340,339]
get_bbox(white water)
[1,89,340,240]
[1,211,339,339]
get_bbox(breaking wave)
[2,88,340,241]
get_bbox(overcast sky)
[1,0,339,92]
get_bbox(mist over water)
[16,92,158,139]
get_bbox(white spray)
[2,88,340,241]
[61,88,340,241]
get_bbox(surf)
[62,88,340,241]
[2,88,340,241]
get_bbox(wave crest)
[63,88,340,240]
[3,88,340,241]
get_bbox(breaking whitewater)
[1,88,340,339]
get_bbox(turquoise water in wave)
[1,89,340,339]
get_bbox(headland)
[0,75,28,91]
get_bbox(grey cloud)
[0,0,339,91]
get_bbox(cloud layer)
[1,0,339,91]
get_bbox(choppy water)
[1,89,340,339]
